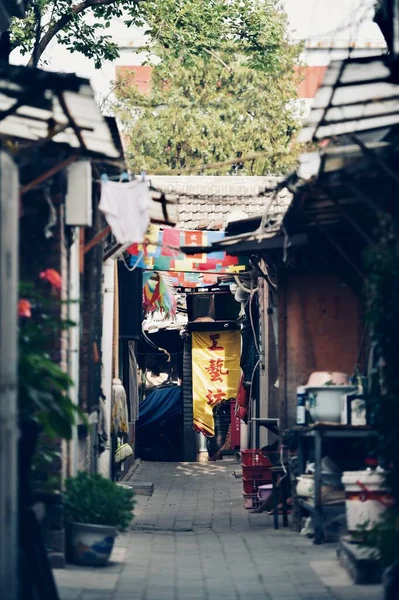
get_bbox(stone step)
[118,481,154,496]
[337,536,382,584]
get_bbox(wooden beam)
[344,181,385,217]
[103,243,122,262]
[321,189,376,247]
[352,134,399,186]
[316,221,366,280]
[84,225,111,255]
[79,229,85,273]
[20,155,78,195]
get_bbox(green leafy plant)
[364,214,399,502]
[114,0,302,175]
[18,275,82,440]
[362,213,399,568]
[353,512,399,567]
[11,0,300,73]
[64,472,135,530]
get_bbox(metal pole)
[98,259,115,478]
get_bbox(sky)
[10,0,386,104]
[284,0,383,43]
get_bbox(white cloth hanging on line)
[99,179,150,245]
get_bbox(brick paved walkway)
[55,461,383,600]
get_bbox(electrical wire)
[279,442,288,484]
[248,289,260,356]
[234,275,258,294]
[121,250,143,272]
[253,257,278,290]
[142,327,171,362]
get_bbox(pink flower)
[18,299,32,318]
[40,269,62,291]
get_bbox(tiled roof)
[149,176,292,230]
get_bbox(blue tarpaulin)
[137,385,182,429]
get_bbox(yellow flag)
[192,330,241,437]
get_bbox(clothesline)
[92,148,290,176]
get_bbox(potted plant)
[63,472,135,566]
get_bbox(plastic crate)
[241,449,272,467]
[243,493,261,509]
[242,465,273,482]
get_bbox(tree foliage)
[11,1,141,68]
[11,0,299,72]
[115,0,301,175]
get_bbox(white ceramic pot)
[296,475,314,498]
[341,471,394,532]
[307,372,349,387]
[306,385,357,423]
[66,522,117,566]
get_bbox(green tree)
[10,0,299,72]
[10,0,142,68]
[115,0,301,175]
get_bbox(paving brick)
[56,461,384,600]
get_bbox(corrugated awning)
[0,64,120,159]
[299,55,399,143]
[179,177,294,256]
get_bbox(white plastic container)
[306,385,357,423]
[307,372,349,386]
[257,483,273,502]
[341,470,393,532]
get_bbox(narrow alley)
[55,461,382,600]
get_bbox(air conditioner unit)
[65,161,92,227]
[118,262,143,340]
[187,292,240,323]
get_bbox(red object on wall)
[230,401,240,449]
[295,65,327,98]
[116,66,153,94]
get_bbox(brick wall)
[19,171,68,567]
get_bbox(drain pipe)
[98,259,115,478]
[68,229,80,476]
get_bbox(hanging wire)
[142,327,171,362]
[234,275,258,294]
[121,250,143,272]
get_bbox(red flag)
[127,243,139,255]
[162,228,181,256]
[184,231,204,259]
[184,230,203,246]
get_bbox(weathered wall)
[0,152,19,599]
[278,274,362,430]
[19,174,68,568]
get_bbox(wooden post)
[278,271,288,432]
[314,430,324,545]
[0,151,19,600]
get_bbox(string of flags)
[142,272,177,318]
[128,226,248,288]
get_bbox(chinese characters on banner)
[192,330,241,437]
